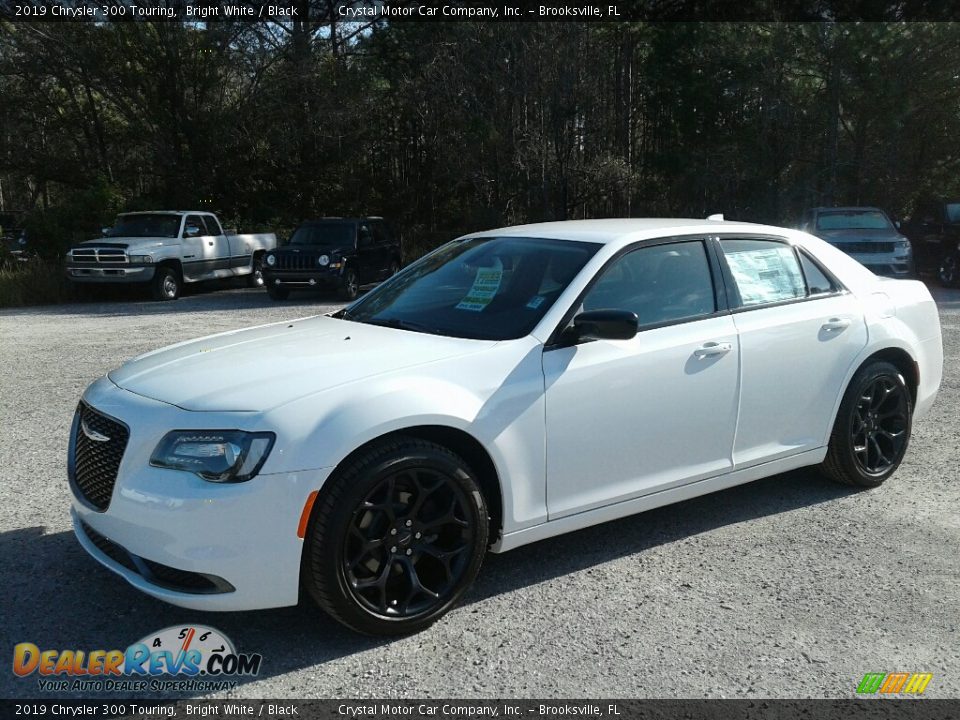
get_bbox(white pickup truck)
[65,211,277,300]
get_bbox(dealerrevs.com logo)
[13,625,262,693]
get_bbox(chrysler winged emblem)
[80,418,111,443]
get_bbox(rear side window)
[721,239,805,307]
[202,215,223,236]
[798,250,837,295]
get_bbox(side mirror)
[184,224,201,238]
[571,309,639,342]
[894,220,901,229]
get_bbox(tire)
[247,254,264,288]
[818,360,912,488]
[303,436,489,636]
[339,268,359,301]
[266,283,289,301]
[938,251,960,287]
[151,266,181,301]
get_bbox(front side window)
[184,215,206,237]
[581,240,716,327]
[721,239,806,307]
[344,236,598,340]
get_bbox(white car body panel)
[69,218,943,611]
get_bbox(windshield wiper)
[363,317,445,335]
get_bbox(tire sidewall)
[307,441,488,635]
[152,267,180,301]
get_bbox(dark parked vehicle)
[798,207,913,278]
[263,217,401,301]
[901,199,960,286]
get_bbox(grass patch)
[0,261,77,308]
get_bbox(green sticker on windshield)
[456,262,503,312]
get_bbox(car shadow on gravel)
[1,467,853,699]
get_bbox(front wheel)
[339,268,359,301]
[151,267,181,301]
[818,360,912,488]
[938,251,960,287]
[303,437,489,635]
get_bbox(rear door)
[717,237,868,467]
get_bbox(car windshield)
[342,236,599,340]
[288,222,355,247]
[816,210,892,231]
[946,203,960,223]
[107,214,181,238]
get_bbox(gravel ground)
[1,281,958,700]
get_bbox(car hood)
[75,237,178,250]
[815,228,903,242]
[108,315,496,412]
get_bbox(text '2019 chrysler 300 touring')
[69,219,943,635]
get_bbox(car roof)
[300,217,383,223]
[468,218,784,245]
[117,211,210,216]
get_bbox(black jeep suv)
[262,217,401,300]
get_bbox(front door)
[543,238,740,519]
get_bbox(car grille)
[79,521,233,594]
[69,247,129,264]
[70,402,129,511]
[834,242,895,254]
[274,251,319,271]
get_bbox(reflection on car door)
[718,238,868,467]
[543,239,740,519]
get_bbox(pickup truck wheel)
[267,284,289,301]
[339,268,359,301]
[151,267,181,301]
[247,255,265,288]
[304,437,488,635]
[818,360,912,488]
[939,252,960,287]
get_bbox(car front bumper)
[66,265,156,283]
[844,252,914,278]
[263,269,344,289]
[69,378,331,611]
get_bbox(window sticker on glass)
[724,244,805,306]
[526,295,545,310]
[456,259,503,312]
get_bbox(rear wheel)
[247,254,264,288]
[819,360,912,487]
[304,437,488,635]
[266,283,289,300]
[938,251,959,287]
[151,267,181,301]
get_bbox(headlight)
[129,255,154,264]
[266,254,276,266]
[318,254,330,266]
[895,239,911,253]
[150,430,275,483]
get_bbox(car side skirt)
[492,448,826,553]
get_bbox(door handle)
[693,341,733,359]
[821,317,851,331]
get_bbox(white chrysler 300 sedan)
[70,219,942,634]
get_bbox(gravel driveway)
[1,283,958,699]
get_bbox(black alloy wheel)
[304,437,488,635]
[819,360,912,487]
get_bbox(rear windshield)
[816,210,892,231]
[107,214,181,238]
[288,222,355,248]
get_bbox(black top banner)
[1,0,959,22]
